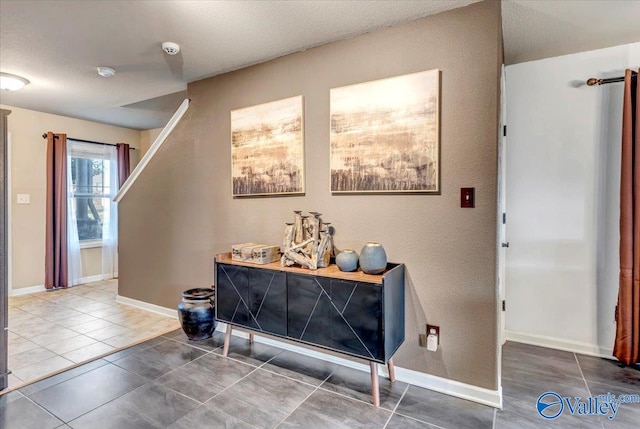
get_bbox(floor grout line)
[273,384,321,428]
[575,352,593,397]
[383,382,409,428]
[492,406,497,429]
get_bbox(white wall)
[505,43,640,356]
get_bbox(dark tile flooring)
[1,332,639,428]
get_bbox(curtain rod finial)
[587,78,601,86]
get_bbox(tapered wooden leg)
[370,361,380,407]
[249,333,254,344]
[222,325,232,357]
[387,358,395,382]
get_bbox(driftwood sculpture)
[281,211,332,270]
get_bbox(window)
[68,141,116,243]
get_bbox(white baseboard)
[505,330,615,359]
[219,322,502,408]
[78,274,109,284]
[115,295,178,319]
[10,284,46,296]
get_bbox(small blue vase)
[359,242,387,274]
[336,249,359,272]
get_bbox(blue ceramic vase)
[178,288,217,340]
[336,249,359,272]
[359,242,387,274]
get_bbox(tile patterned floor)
[3,279,180,391]
[2,330,639,428]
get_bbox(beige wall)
[139,128,162,157]
[2,105,141,290]
[119,0,502,390]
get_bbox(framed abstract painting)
[231,95,304,197]
[330,69,440,194]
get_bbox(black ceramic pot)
[178,288,217,340]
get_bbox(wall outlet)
[427,324,440,344]
[17,194,30,204]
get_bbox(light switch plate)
[17,194,30,204]
[461,188,475,208]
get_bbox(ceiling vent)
[162,42,180,55]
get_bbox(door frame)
[1,109,10,391]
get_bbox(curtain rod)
[42,133,136,150]
[587,73,637,86]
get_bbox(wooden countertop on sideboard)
[215,252,403,285]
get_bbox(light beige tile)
[62,342,115,363]
[135,315,179,331]
[40,307,84,322]
[101,310,144,325]
[104,308,161,324]
[29,327,80,346]
[70,318,121,334]
[84,324,133,342]
[144,320,181,336]
[8,310,37,325]
[8,373,24,388]
[85,291,117,303]
[95,284,118,293]
[101,331,154,348]
[54,295,98,309]
[8,294,48,307]
[87,305,129,319]
[11,355,74,383]
[77,302,114,313]
[8,306,26,316]
[8,347,57,370]
[9,318,53,336]
[29,290,63,301]
[45,334,98,354]
[54,313,99,328]
[14,300,59,314]
[8,334,40,356]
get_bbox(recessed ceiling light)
[0,72,30,91]
[97,67,116,78]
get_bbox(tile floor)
[1,329,639,428]
[3,279,181,390]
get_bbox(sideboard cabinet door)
[330,280,382,360]
[287,274,332,349]
[248,268,287,336]
[216,264,250,326]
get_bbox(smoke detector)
[97,67,116,78]
[162,42,180,55]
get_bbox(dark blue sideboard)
[214,253,405,406]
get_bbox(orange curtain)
[44,132,68,289]
[116,143,130,188]
[614,69,639,365]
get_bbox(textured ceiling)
[502,0,640,64]
[0,0,638,130]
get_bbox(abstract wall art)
[330,70,440,193]
[231,95,304,197]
